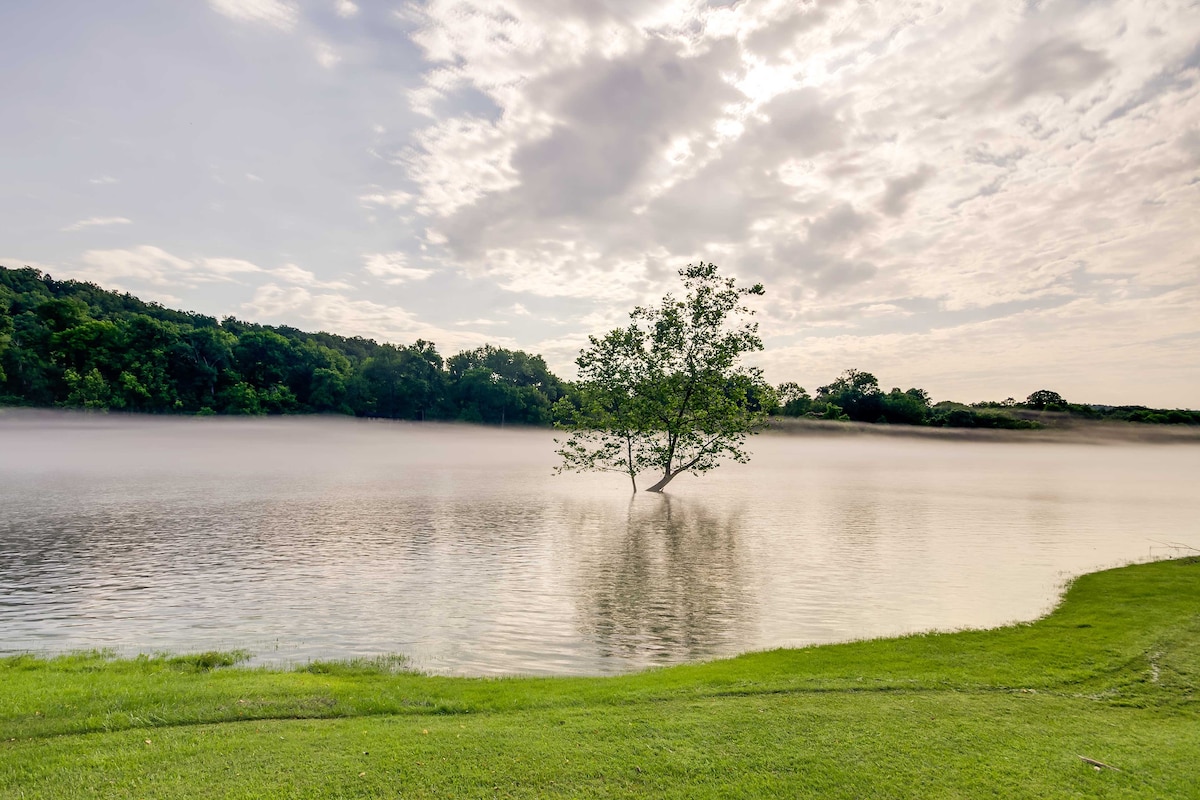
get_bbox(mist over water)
[1,411,1197,675]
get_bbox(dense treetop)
[1,265,1194,427]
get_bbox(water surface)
[1,411,1196,675]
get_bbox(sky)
[1,0,1198,407]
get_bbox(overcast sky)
[2,0,1198,406]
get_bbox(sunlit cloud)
[62,216,132,232]
[358,189,413,209]
[362,252,434,284]
[207,0,297,31]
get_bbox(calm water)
[1,411,1197,675]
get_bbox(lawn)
[2,557,1197,798]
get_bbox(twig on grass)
[1078,755,1121,772]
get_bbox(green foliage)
[774,381,811,416]
[927,401,1040,429]
[814,368,883,421]
[1026,388,1066,410]
[63,367,116,409]
[557,262,770,492]
[447,344,565,425]
[0,266,560,423]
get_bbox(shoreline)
[3,557,1197,798]
[5,404,1200,444]
[764,414,1200,444]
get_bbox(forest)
[1,265,1195,427]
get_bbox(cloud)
[78,246,194,286]
[879,165,935,216]
[62,216,132,232]
[359,190,413,209]
[65,247,353,295]
[269,263,353,290]
[314,41,340,69]
[972,38,1113,109]
[201,257,263,276]
[744,3,836,61]
[362,252,434,284]
[208,0,297,30]
[88,175,119,185]
[242,283,502,351]
[335,0,358,18]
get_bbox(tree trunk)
[626,436,637,493]
[644,470,675,493]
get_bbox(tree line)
[772,372,1200,428]
[1,265,1195,427]
[0,266,565,423]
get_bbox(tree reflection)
[573,494,756,667]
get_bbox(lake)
[1,411,1197,675]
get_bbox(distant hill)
[0,265,567,422]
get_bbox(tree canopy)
[0,265,561,423]
[555,262,771,492]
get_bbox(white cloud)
[77,246,193,286]
[245,172,264,182]
[200,257,262,276]
[362,252,434,284]
[63,248,353,295]
[270,263,353,290]
[314,41,340,69]
[62,216,132,232]
[88,175,118,185]
[335,0,358,18]
[242,283,501,351]
[208,0,297,30]
[359,189,413,209]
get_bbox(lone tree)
[555,262,771,492]
[1025,389,1066,410]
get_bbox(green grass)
[2,558,1197,798]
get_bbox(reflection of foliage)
[574,496,755,666]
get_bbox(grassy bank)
[2,558,1197,798]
